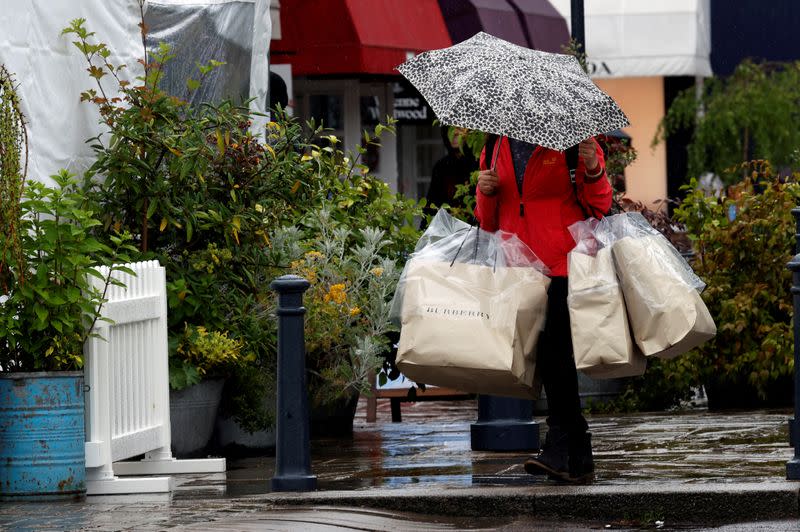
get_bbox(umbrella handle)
[490,135,502,171]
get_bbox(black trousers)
[538,277,588,435]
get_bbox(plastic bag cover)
[595,212,706,292]
[390,209,549,325]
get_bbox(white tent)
[548,0,712,78]
[0,0,271,185]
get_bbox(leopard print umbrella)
[397,32,630,151]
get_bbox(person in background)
[475,135,611,483]
[423,127,478,222]
[269,70,288,112]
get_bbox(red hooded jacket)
[474,137,612,277]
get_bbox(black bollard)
[787,208,800,480]
[470,395,539,451]
[270,275,317,491]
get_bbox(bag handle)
[449,225,498,272]
[450,226,475,267]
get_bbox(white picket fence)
[83,260,225,495]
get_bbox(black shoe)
[524,425,569,477]
[567,431,594,480]
[524,427,594,483]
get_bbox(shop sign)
[393,82,433,124]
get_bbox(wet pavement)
[1,398,800,530]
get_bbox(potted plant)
[62,14,425,443]
[0,64,133,499]
[62,17,288,444]
[168,324,252,456]
[272,210,401,437]
[0,171,134,498]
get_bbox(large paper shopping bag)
[612,234,716,359]
[568,246,646,378]
[396,259,550,399]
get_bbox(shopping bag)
[597,213,716,359]
[568,241,646,379]
[396,258,550,399]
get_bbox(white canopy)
[548,0,712,79]
[0,0,270,186]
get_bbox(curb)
[245,482,800,524]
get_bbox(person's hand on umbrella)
[578,139,600,173]
[478,169,499,196]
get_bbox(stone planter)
[169,378,225,457]
[214,414,276,454]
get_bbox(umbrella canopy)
[397,31,629,151]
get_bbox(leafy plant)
[270,209,402,406]
[169,324,252,390]
[655,60,800,185]
[0,171,134,371]
[62,15,231,254]
[600,134,637,192]
[668,160,798,397]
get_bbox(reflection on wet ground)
[222,398,793,494]
[0,398,795,531]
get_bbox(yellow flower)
[323,283,347,304]
[290,259,304,269]
[305,251,323,260]
[255,203,264,213]
[349,307,361,316]
[370,267,384,277]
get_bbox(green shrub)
[669,161,798,396]
[0,65,26,294]
[64,16,423,430]
[656,60,800,185]
[169,325,252,390]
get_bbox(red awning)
[272,0,453,76]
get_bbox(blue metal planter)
[0,372,86,499]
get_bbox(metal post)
[786,209,800,480]
[570,0,586,51]
[270,275,317,491]
[470,396,539,451]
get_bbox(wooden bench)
[365,382,473,422]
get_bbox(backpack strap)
[565,144,579,184]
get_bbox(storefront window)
[398,123,444,200]
[360,95,380,126]
[309,94,343,130]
